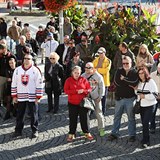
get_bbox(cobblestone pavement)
[0,97,160,160]
[0,2,160,160]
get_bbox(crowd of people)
[0,15,159,148]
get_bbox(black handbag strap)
[86,74,94,98]
[139,82,146,101]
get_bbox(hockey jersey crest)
[21,74,29,86]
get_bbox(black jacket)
[65,59,85,79]
[0,21,7,37]
[0,52,16,77]
[56,44,65,65]
[26,38,39,55]
[46,21,59,31]
[114,68,139,99]
[44,62,64,93]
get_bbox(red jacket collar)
[22,64,32,71]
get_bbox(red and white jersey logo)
[21,74,29,86]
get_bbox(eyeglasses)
[50,58,55,60]
[24,58,32,60]
[85,67,93,69]
[98,52,103,54]
[122,63,129,65]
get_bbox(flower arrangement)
[44,0,76,13]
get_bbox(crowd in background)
[0,13,159,148]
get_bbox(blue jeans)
[111,97,136,137]
[150,101,159,130]
[140,106,153,144]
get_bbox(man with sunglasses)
[82,62,105,137]
[108,56,139,142]
[11,54,43,138]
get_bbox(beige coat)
[8,26,21,41]
[136,53,154,69]
[150,71,160,93]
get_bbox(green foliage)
[64,2,86,28]
[90,8,160,62]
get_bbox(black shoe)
[3,112,11,121]
[108,134,118,141]
[150,129,155,134]
[46,109,52,113]
[12,132,22,138]
[31,131,38,138]
[129,136,136,142]
[53,110,58,114]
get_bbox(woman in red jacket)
[64,65,94,142]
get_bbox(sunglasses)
[85,67,93,69]
[98,52,103,54]
[24,58,31,60]
[123,63,129,65]
[50,58,55,60]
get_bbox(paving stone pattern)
[0,100,160,160]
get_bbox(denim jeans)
[150,102,159,130]
[111,97,136,137]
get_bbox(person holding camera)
[108,56,139,142]
[41,32,59,64]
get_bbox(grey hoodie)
[82,71,105,100]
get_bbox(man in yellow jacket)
[93,47,111,115]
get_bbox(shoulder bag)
[80,96,95,111]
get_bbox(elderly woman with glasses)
[44,52,64,113]
[64,65,94,142]
[136,67,158,148]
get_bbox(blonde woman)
[44,52,64,113]
[136,44,154,70]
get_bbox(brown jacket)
[8,26,21,41]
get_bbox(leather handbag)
[80,97,95,111]
[133,100,141,114]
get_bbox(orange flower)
[44,0,76,13]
